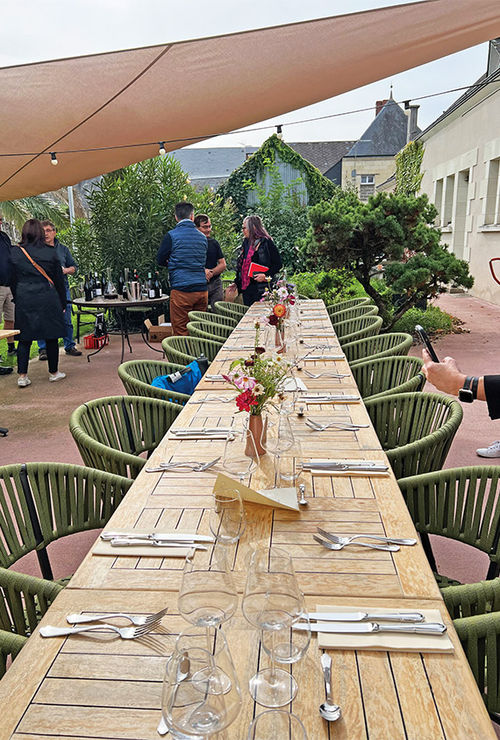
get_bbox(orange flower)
[273,303,286,318]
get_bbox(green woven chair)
[0,567,62,637]
[343,333,413,366]
[70,396,183,479]
[214,301,248,320]
[0,629,27,678]
[162,335,223,366]
[187,321,233,342]
[326,297,372,314]
[351,356,425,402]
[336,315,383,345]
[399,467,500,587]
[328,304,378,326]
[118,360,190,404]
[365,392,463,480]
[0,462,132,580]
[188,311,237,328]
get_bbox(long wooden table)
[0,301,494,739]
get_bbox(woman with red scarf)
[230,215,282,306]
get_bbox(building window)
[484,158,500,225]
[434,179,444,226]
[443,174,455,226]
[359,174,375,200]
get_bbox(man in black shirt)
[194,214,226,311]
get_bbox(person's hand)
[422,349,466,396]
[254,273,267,283]
[205,268,213,280]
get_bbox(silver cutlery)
[190,397,234,404]
[303,369,349,379]
[171,428,232,435]
[317,529,417,547]
[101,531,214,543]
[307,610,424,623]
[296,621,447,635]
[67,606,169,627]
[303,355,345,361]
[40,622,158,639]
[303,461,388,472]
[319,654,342,722]
[110,539,207,550]
[305,419,368,432]
[300,394,359,402]
[313,534,399,552]
[298,483,308,507]
[146,457,221,473]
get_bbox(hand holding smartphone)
[415,324,439,363]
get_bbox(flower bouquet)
[261,279,296,350]
[222,323,290,455]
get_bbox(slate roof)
[287,141,356,173]
[169,146,258,179]
[346,98,418,157]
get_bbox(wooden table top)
[0,300,494,739]
[0,328,20,340]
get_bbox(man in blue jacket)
[157,202,208,335]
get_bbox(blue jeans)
[38,286,74,352]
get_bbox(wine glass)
[242,546,303,707]
[247,710,307,740]
[261,599,311,666]
[264,411,295,478]
[178,550,238,632]
[162,642,242,739]
[209,486,246,544]
[222,423,258,485]
[277,438,304,488]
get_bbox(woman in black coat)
[9,219,67,387]
[231,215,282,306]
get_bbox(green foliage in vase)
[300,189,473,330]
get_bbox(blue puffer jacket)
[168,220,207,291]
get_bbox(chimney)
[375,99,388,116]
[406,104,420,143]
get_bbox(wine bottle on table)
[84,274,92,301]
[94,272,102,297]
[147,272,155,299]
[154,271,161,298]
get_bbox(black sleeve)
[234,242,245,292]
[484,375,500,420]
[213,239,224,261]
[157,233,172,266]
[0,232,12,286]
[51,254,67,310]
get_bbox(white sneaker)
[48,371,66,382]
[476,440,500,458]
[18,376,31,387]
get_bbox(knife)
[294,621,447,634]
[303,461,387,469]
[101,531,214,542]
[171,428,233,435]
[110,539,207,550]
[307,611,424,623]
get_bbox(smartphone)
[415,324,439,363]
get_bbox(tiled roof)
[169,147,258,178]
[287,141,356,173]
[346,99,418,157]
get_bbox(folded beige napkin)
[315,604,454,653]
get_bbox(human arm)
[61,244,77,276]
[157,233,173,266]
[422,349,486,399]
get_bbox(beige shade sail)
[1,0,500,200]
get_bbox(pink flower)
[234,374,257,391]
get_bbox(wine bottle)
[154,271,161,298]
[84,274,92,301]
[94,271,102,297]
[147,272,155,299]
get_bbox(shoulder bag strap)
[19,247,54,286]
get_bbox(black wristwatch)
[458,376,474,403]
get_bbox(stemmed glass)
[263,411,295,481]
[209,487,246,544]
[276,438,304,489]
[222,423,258,485]
[248,710,308,739]
[162,640,242,739]
[242,546,303,707]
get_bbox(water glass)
[247,710,307,740]
[178,550,238,630]
[209,487,246,544]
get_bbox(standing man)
[194,214,226,311]
[0,214,16,366]
[157,202,208,336]
[38,220,82,359]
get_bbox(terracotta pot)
[246,414,267,457]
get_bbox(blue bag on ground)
[151,360,202,396]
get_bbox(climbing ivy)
[218,134,338,216]
[395,140,424,197]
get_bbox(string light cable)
[1,78,498,162]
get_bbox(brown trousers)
[170,289,208,336]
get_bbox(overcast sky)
[2,0,489,147]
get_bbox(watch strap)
[471,376,479,400]
[463,376,472,391]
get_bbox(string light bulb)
[50,152,58,166]
[276,125,283,140]
[158,142,166,155]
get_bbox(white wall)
[420,84,500,306]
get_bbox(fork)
[305,419,367,432]
[40,622,158,639]
[313,534,400,552]
[66,606,169,627]
[303,370,348,379]
[159,457,220,471]
[317,530,417,547]
[190,397,233,404]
